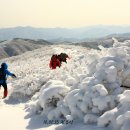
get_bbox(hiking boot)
[3,90,8,98]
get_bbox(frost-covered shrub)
[98,90,130,130]
[25,92,43,115]
[39,80,70,109]
[25,40,130,130]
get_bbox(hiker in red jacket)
[49,55,61,69]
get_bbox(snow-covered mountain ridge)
[0,38,52,59]
[1,40,130,130]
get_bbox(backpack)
[0,68,5,80]
[59,53,68,63]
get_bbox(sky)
[0,0,130,28]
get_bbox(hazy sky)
[0,0,130,28]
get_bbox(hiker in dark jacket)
[0,63,16,98]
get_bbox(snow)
[0,102,111,130]
[84,114,98,124]
[0,104,29,130]
[1,39,130,130]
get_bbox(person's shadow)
[3,96,29,105]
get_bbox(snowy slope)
[1,40,130,130]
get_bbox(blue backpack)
[0,68,5,80]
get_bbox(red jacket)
[49,56,61,69]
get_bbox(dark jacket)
[0,63,13,84]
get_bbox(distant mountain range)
[0,25,130,42]
[74,32,130,49]
[0,32,130,59]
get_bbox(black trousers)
[0,83,7,91]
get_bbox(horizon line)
[0,24,130,29]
